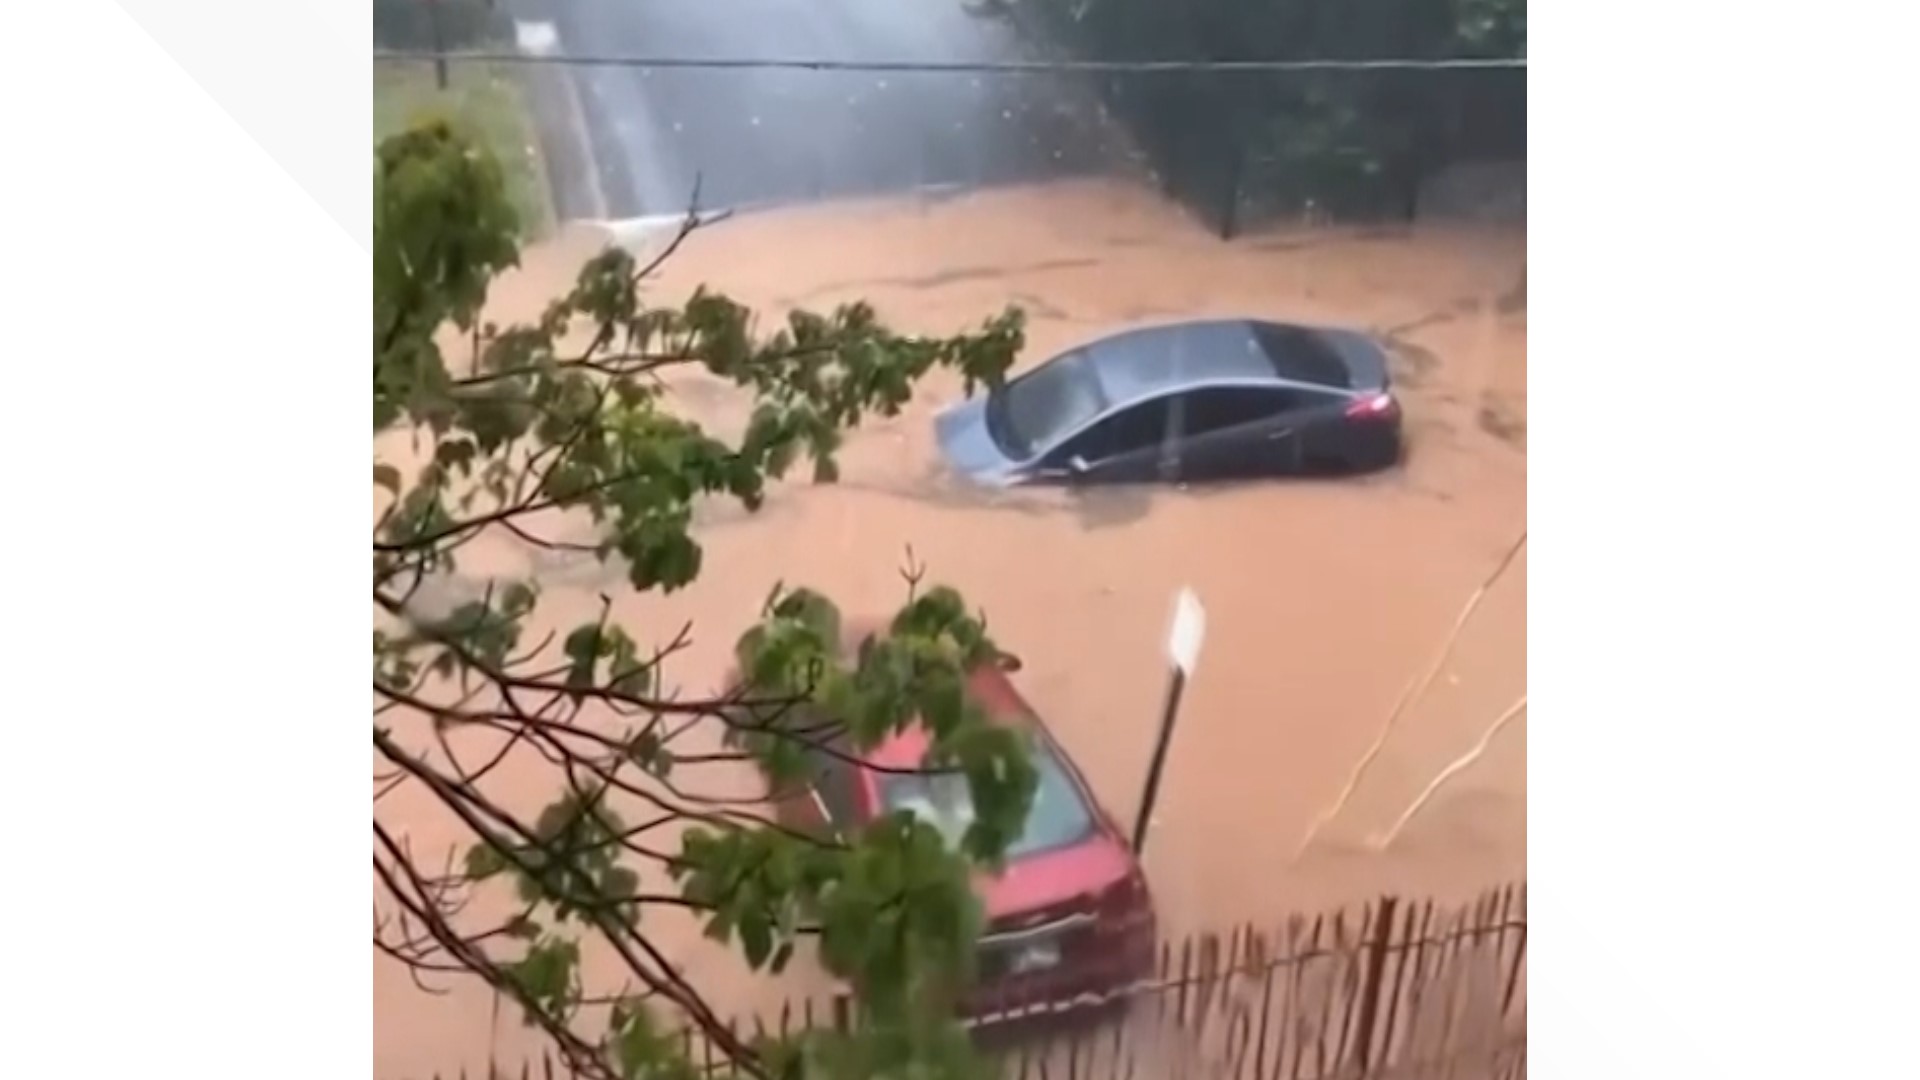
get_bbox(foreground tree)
[373,122,1036,1079]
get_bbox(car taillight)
[1345,392,1397,419]
[1095,869,1150,924]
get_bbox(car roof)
[863,664,1041,771]
[752,622,1112,838]
[1081,319,1283,405]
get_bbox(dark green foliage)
[1011,0,1527,225]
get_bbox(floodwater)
[373,179,1527,1077]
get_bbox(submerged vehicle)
[935,319,1403,487]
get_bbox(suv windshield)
[878,738,1097,860]
[985,351,1108,458]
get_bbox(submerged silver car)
[935,319,1402,487]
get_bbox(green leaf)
[629,730,663,768]
[433,437,479,473]
[604,864,638,894]
[464,843,507,881]
[499,580,538,616]
[504,938,580,1021]
[739,911,774,970]
[612,1002,670,1079]
[562,623,601,691]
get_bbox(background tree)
[373,122,1038,1079]
[998,0,1527,226]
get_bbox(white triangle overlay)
[109,0,368,249]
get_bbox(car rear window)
[877,737,1097,859]
[1252,325,1352,389]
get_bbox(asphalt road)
[538,0,1132,217]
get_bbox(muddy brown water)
[373,179,1526,1077]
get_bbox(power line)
[372,50,1525,74]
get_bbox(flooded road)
[374,178,1526,1077]
[539,0,1132,215]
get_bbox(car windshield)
[877,737,1097,860]
[985,351,1108,458]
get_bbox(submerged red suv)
[732,624,1157,1023]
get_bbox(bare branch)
[1289,529,1527,864]
[1369,695,1527,850]
[374,822,616,1080]
[374,730,768,1075]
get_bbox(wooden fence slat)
[1434,891,1494,1064]
[1313,904,1357,1079]
[399,884,1525,1080]
[1222,923,1245,1026]
[1350,894,1400,1074]
[1413,895,1466,1060]
[1469,887,1509,1054]
[1269,914,1301,1080]
[1408,896,1460,1067]
[1249,927,1278,1080]
[1176,936,1195,1026]
[1330,900,1373,1070]
[1473,885,1517,1050]
[1287,912,1324,1080]
[1193,931,1218,1049]
[1446,890,1490,1070]
[1379,898,1432,1070]
[1502,883,1528,1020]
[1460,887,1500,1058]
[1226,923,1255,1080]
[1328,904,1358,1075]
[1154,937,1171,1023]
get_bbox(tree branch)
[374,729,768,1076]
